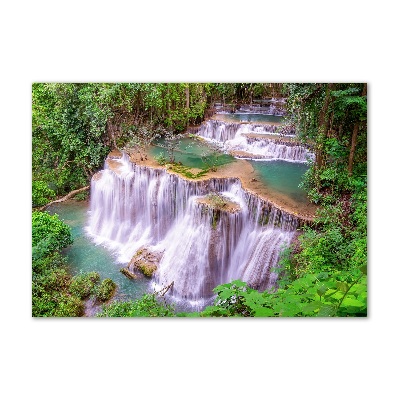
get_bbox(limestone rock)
[128,247,162,278]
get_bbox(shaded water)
[47,201,150,302]
[250,160,309,204]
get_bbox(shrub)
[94,279,117,302]
[52,293,85,317]
[32,287,84,317]
[32,211,73,257]
[74,191,88,201]
[69,272,100,300]
[96,294,175,317]
[154,152,167,165]
[32,252,68,275]
[205,192,228,209]
[32,181,56,207]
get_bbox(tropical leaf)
[254,308,275,317]
[316,305,337,317]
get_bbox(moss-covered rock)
[136,262,157,277]
[94,278,117,302]
[69,271,100,300]
[127,248,162,278]
[120,268,138,279]
[197,192,241,213]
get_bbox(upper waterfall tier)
[88,152,307,309]
[193,119,314,162]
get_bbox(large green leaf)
[301,301,323,314]
[340,297,365,308]
[316,305,337,317]
[336,282,349,293]
[254,308,275,317]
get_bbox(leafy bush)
[52,294,85,317]
[154,152,167,165]
[32,211,73,257]
[69,272,100,300]
[94,279,116,302]
[32,272,84,318]
[33,268,71,295]
[32,252,68,275]
[32,181,56,207]
[187,274,367,318]
[74,191,88,201]
[205,193,228,209]
[96,294,175,317]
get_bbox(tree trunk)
[316,83,334,170]
[348,83,367,176]
[185,84,190,127]
[185,85,190,109]
[38,186,90,211]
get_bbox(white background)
[1,1,398,399]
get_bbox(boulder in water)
[120,268,139,280]
[128,248,162,278]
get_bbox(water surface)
[150,137,235,169]
[48,201,150,302]
[250,160,309,204]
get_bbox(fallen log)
[38,186,90,211]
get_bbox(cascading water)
[197,119,284,141]
[87,152,300,310]
[196,119,314,162]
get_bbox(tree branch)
[38,186,90,211]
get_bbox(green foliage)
[69,272,100,300]
[32,211,73,258]
[168,164,209,179]
[74,191,89,201]
[33,267,71,295]
[32,83,283,197]
[202,280,256,317]
[283,178,367,280]
[51,294,85,317]
[96,294,175,317]
[135,263,157,278]
[32,291,84,317]
[189,272,366,318]
[205,192,228,209]
[284,83,367,196]
[94,279,117,302]
[32,252,68,275]
[32,83,112,194]
[31,211,82,317]
[32,180,56,207]
[154,152,167,165]
[31,210,117,316]
[32,254,85,317]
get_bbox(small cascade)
[226,136,314,162]
[236,104,286,115]
[197,119,283,141]
[87,152,300,310]
[196,119,313,162]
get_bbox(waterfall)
[87,152,299,310]
[196,119,313,162]
[225,136,314,162]
[197,119,282,141]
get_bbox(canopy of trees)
[32,83,282,199]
